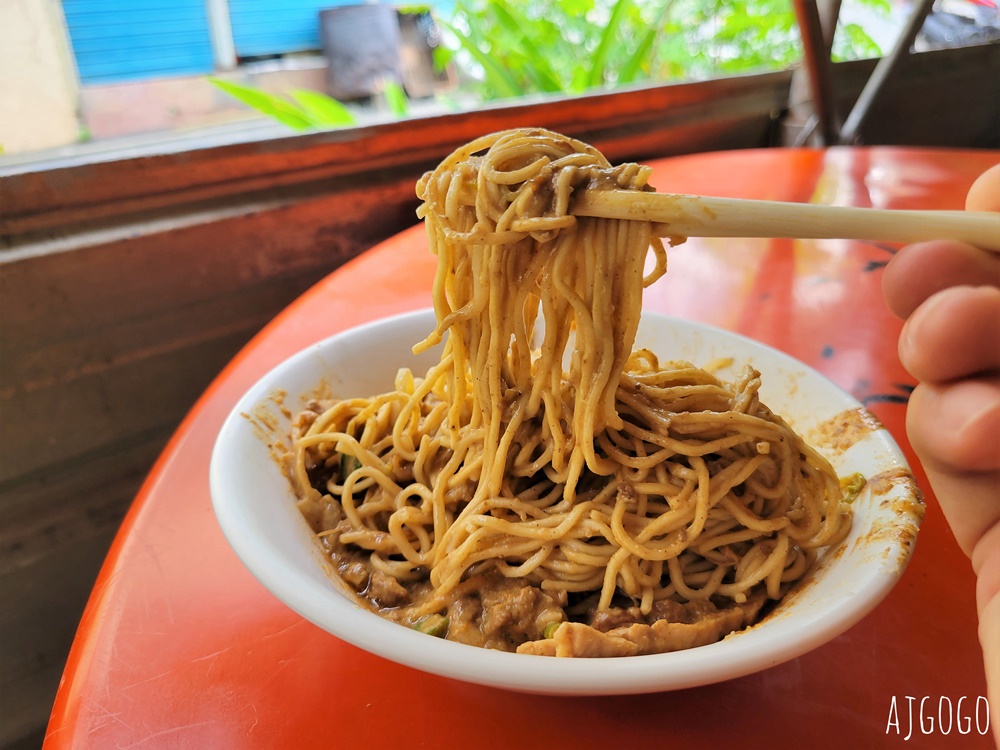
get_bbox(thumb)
[966,162,1000,213]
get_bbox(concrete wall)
[78,61,328,140]
[0,0,80,154]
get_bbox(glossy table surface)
[44,147,999,749]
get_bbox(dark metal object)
[320,4,403,100]
[819,0,843,51]
[838,0,936,144]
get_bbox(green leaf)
[856,0,890,12]
[619,0,674,84]
[432,44,455,73]
[209,78,312,130]
[436,16,523,98]
[488,0,566,92]
[288,90,357,127]
[587,0,633,89]
[568,66,590,94]
[619,29,656,84]
[382,79,410,118]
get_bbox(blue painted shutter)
[228,0,362,58]
[62,0,215,84]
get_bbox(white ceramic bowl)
[210,309,923,695]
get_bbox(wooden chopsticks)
[571,190,1000,251]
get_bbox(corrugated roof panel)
[66,19,215,41]
[62,0,215,83]
[228,0,358,57]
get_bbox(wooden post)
[792,0,840,145]
[839,0,935,144]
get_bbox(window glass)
[0,0,907,161]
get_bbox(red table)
[44,147,998,749]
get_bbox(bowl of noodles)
[210,128,924,694]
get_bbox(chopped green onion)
[340,453,362,478]
[413,614,449,637]
[840,472,866,503]
[542,621,562,639]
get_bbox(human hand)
[882,162,1000,745]
[883,164,1000,576]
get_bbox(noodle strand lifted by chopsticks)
[289,128,852,656]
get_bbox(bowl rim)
[210,308,920,695]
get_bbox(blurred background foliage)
[215,0,890,126]
[439,0,890,100]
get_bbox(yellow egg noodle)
[288,128,852,657]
